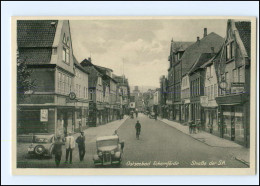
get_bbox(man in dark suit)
[52,136,64,167]
[76,131,86,162]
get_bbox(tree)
[17,52,36,104]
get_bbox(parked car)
[149,112,156,119]
[93,135,124,166]
[27,134,55,158]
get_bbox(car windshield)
[97,139,118,147]
[34,136,52,143]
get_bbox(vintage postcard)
[12,16,256,175]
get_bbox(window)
[98,77,102,85]
[62,47,66,62]
[66,48,70,64]
[225,72,229,94]
[238,67,245,83]
[90,89,93,100]
[233,69,238,82]
[207,67,210,78]
[211,85,214,100]
[231,41,235,58]
[208,86,210,99]
[214,84,217,98]
[211,65,214,77]
[62,74,65,94]
[226,41,235,61]
[78,85,81,98]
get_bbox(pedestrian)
[189,121,193,134]
[197,119,201,133]
[76,131,86,162]
[52,136,64,167]
[192,120,197,134]
[135,120,141,139]
[64,132,75,164]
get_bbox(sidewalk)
[159,118,250,166]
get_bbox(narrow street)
[17,114,247,168]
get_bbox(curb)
[235,157,250,167]
[159,119,242,148]
[159,119,215,147]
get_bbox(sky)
[70,19,228,88]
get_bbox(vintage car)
[93,135,124,166]
[27,134,55,158]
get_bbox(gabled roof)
[170,41,193,53]
[73,55,89,74]
[188,53,215,74]
[181,32,224,76]
[201,47,223,68]
[95,65,113,72]
[94,66,118,83]
[234,21,251,58]
[113,75,129,85]
[17,20,58,47]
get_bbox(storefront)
[216,93,249,146]
[173,103,181,121]
[204,107,219,135]
[181,99,190,123]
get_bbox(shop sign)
[40,109,48,122]
[129,102,135,108]
[200,96,208,107]
[231,82,245,94]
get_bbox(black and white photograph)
[13,17,256,174]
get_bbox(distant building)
[167,40,193,121]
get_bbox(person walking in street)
[135,120,141,140]
[196,119,201,133]
[76,131,86,162]
[189,120,194,134]
[64,132,75,164]
[52,136,64,167]
[135,111,138,118]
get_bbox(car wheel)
[34,145,45,156]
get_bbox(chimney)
[204,28,207,38]
[197,37,200,42]
[88,57,92,62]
[211,47,215,54]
